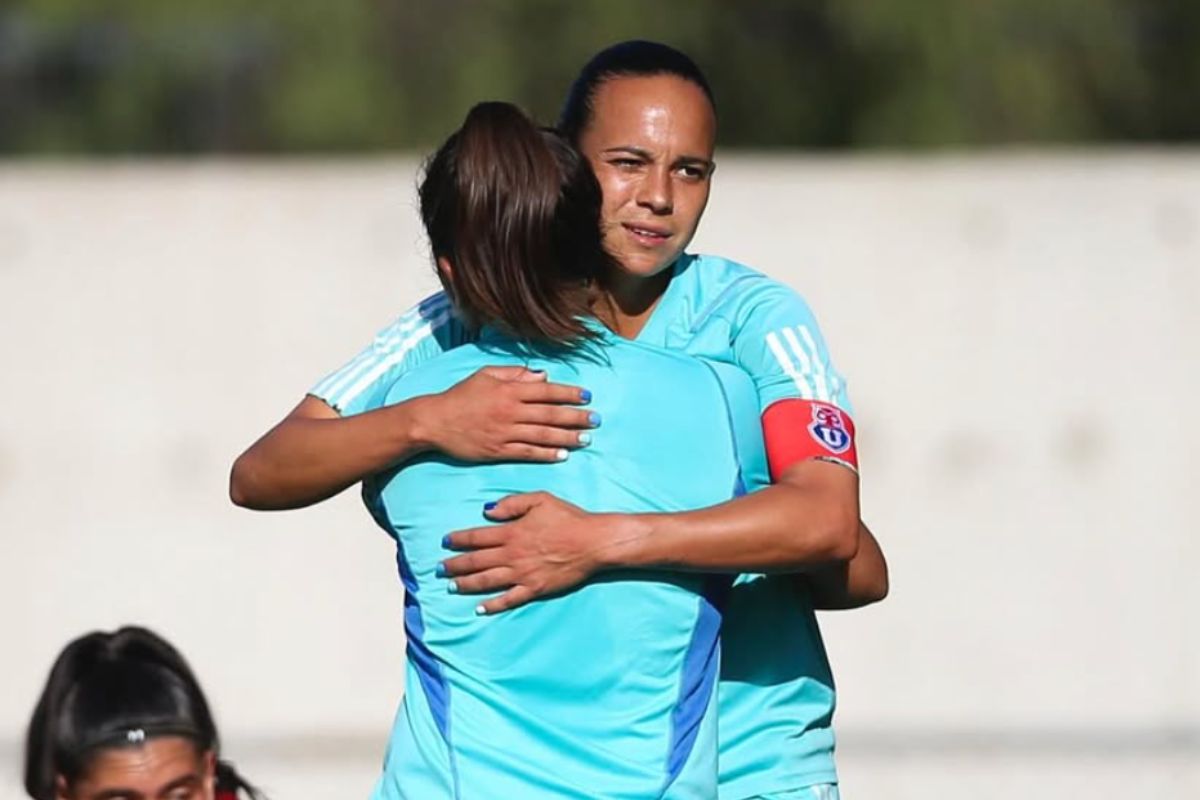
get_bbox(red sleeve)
[762,399,858,481]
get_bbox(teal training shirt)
[362,326,745,800]
[314,254,855,799]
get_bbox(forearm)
[601,467,860,573]
[801,521,889,610]
[229,396,434,510]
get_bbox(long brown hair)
[419,101,609,344]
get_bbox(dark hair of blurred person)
[24,626,261,800]
[558,39,717,145]
[418,100,611,345]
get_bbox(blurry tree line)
[1,0,1198,154]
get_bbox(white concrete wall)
[1,153,1197,799]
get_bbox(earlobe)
[436,256,454,283]
[54,775,71,800]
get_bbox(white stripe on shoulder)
[796,325,831,401]
[765,330,814,398]
[317,296,451,402]
[331,307,454,409]
[311,346,376,401]
[375,294,451,350]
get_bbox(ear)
[54,774,71,800]
[436,256,454,284]
[201,750,216,798]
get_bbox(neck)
[593,266,673,340]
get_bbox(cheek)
[595,172,635,213]
[681,185,711,227]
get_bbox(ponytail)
[419,101,610,345]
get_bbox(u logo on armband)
[762,399,859,479]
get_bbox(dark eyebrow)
[601,146,714,171]
[601,146,653,159]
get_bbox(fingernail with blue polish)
[588,412,602,427]
[580,389,592,403]
[483,501,497,512]
[441,534,452,549]
[577,432,592,446]
[448,581,459,594]
[435,563,448,578]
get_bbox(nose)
[636,165,673,215]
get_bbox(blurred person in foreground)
[232,41,887,800]
[24,626,261,800]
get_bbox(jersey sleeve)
[728,281,858,477]
[308,292,467,417]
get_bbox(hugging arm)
[230,368,594,511]
[800,520,888,610]
[442,457,867,614]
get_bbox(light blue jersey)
[636,254,850,799]
[361,326,747,800]
[313,254,854,800]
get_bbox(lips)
[622,222,672,245]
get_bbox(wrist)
[592,513,658,570]
[396,394,440,454]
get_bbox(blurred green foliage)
[1,0,1197,154]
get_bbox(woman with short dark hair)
[25,626,260,800]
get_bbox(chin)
[613,252,679,281]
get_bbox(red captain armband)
[762,399,858,480]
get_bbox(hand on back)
[421,366,598,463]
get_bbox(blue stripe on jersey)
[396,547,452,747]
[663,585,724,792]
[661,358,745,793]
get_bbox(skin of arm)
[441,457,863,613]
[229,367,593,511]
[799,520,889,610]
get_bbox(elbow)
[862,567,889,605]
[819,509,860,563]
[228,456,262,509]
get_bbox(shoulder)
[679,252,821,334]
[371,291,463,355]
[310,291,472,415]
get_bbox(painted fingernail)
[483,501,497,512]
[577,432,592,446]
[580,389,592,403]
[555,448,569,462]
[475,605,487,616]
[435,563,448,578]
[441,534,452,548]
[588,412,602,427]
[448,581,459,594]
